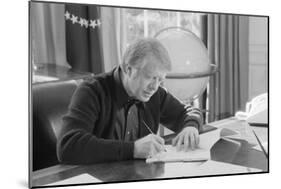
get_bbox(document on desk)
[45,173,102,186]
[194,160,262,175]
[146,128,222,163]
[253,141,268,154]
[158,160,262,178]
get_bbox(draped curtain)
[100,7,127,71]
[207,14,249,122]
[30,2,68,67]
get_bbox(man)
[57,38,203,164]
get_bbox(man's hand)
[134,134,166,159]
[172,127,199,151]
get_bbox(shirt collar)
[113,66,144,108]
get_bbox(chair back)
[32,80,78,171]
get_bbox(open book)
[146,128,223,163]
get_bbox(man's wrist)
[183,120,200,130]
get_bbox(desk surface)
[31,117,268,187]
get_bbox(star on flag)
[71,15,78,24]
[64,11,71,20]
[79,18,85,27]
[83,19,89,28]
[89,19,101,29]
[89,20,97,29]
[65,11,101,29]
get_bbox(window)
[125,8,204,45]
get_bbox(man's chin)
[140,95,152,102]
[141,97,150,102]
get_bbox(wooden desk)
[31,117,268,187]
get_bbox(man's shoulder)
[154,86,168,98]
[147,86,168,105]
[79,70,115,96]
[84,70,113,84]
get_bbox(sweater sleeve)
[56,82,134,165]
[158,87,203,133]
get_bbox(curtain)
[30,2,68,67]
[197,15,208,123]
[65,4,104,74]
[100,7,127,71]
[207,14,249,122]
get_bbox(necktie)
[124,102,139,141]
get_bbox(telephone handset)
[235,93,268,126]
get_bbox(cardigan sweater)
[57,67,203,164]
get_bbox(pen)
[142,120,154,134]
[142,120,167,152]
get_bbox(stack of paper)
[146,145,211,163]
[146,128,222,163]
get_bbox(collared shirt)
[57,66,203,165]
[113,68,140,141]
[115,99,140,141]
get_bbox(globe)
[155,27,216,103]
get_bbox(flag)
[65,4,104,74]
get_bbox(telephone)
[235,93,268,126]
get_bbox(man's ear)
[124,64,133,76]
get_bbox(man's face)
[126,56,168,102]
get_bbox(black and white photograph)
[29,0,269,188]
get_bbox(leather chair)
[32,80,78,171]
